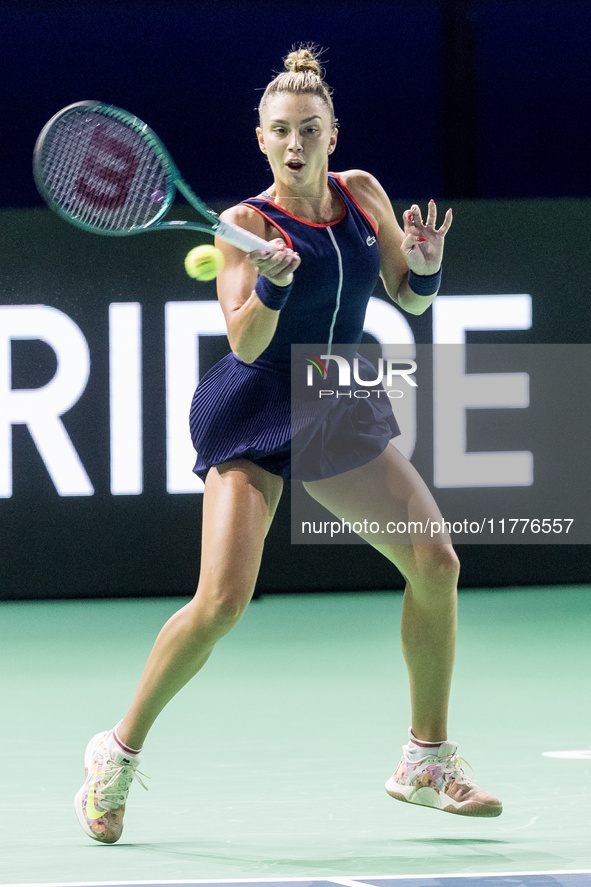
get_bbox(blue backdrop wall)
[2,0,590,209]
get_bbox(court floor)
[0,586,590,886]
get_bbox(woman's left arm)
[343,171,452,316]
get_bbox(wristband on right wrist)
[408,266,442,297]
[255,275,293,311]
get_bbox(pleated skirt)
[190,352,400,482]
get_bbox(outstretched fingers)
[405,202,453,238]
[436,203,453,236]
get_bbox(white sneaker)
[74,730,148,843]
[386,733,502,817]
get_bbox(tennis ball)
[184,245,225,281]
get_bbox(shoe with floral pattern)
[74,730,148,843]
[386,735,502,817]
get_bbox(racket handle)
[215,220,272,254]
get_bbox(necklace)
[261,189,324,200]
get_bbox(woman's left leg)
[303,443,502,816]
[303,443,459,743]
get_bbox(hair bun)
[258,43,337,128]
[284,45,323,77]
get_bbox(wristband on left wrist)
[408,266,442,297]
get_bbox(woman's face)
[257,92,337,192]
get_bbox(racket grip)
[215,220,272,254]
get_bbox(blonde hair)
[258,44,338,128]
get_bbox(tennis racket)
[33,100,272,253]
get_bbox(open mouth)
[286,160,304,171]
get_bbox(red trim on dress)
[329,173,379,237]
[244,182,346,229]
[243,174,378,237]
[240,204,294,249]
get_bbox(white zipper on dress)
[326,226,343,353]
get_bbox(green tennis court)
[1,586,590,885]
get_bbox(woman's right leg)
[76,459,283,843]
[117,459,284,751]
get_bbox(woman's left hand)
[401,201,452,275]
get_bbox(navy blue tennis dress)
[190,173,400,482]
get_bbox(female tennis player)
[75,46,502,843]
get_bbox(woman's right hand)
[248,238,301,286]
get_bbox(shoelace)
[442,754,475,785]
[96,759,150,810]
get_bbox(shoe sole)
[386,783,503,817]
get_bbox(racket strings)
[121,140,168,230]
[39,108,171,233]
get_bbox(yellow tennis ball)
[184,245,225,281]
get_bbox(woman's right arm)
[214,204,300,364]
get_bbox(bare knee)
[412,545,460,590]
[188,581,254,642]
